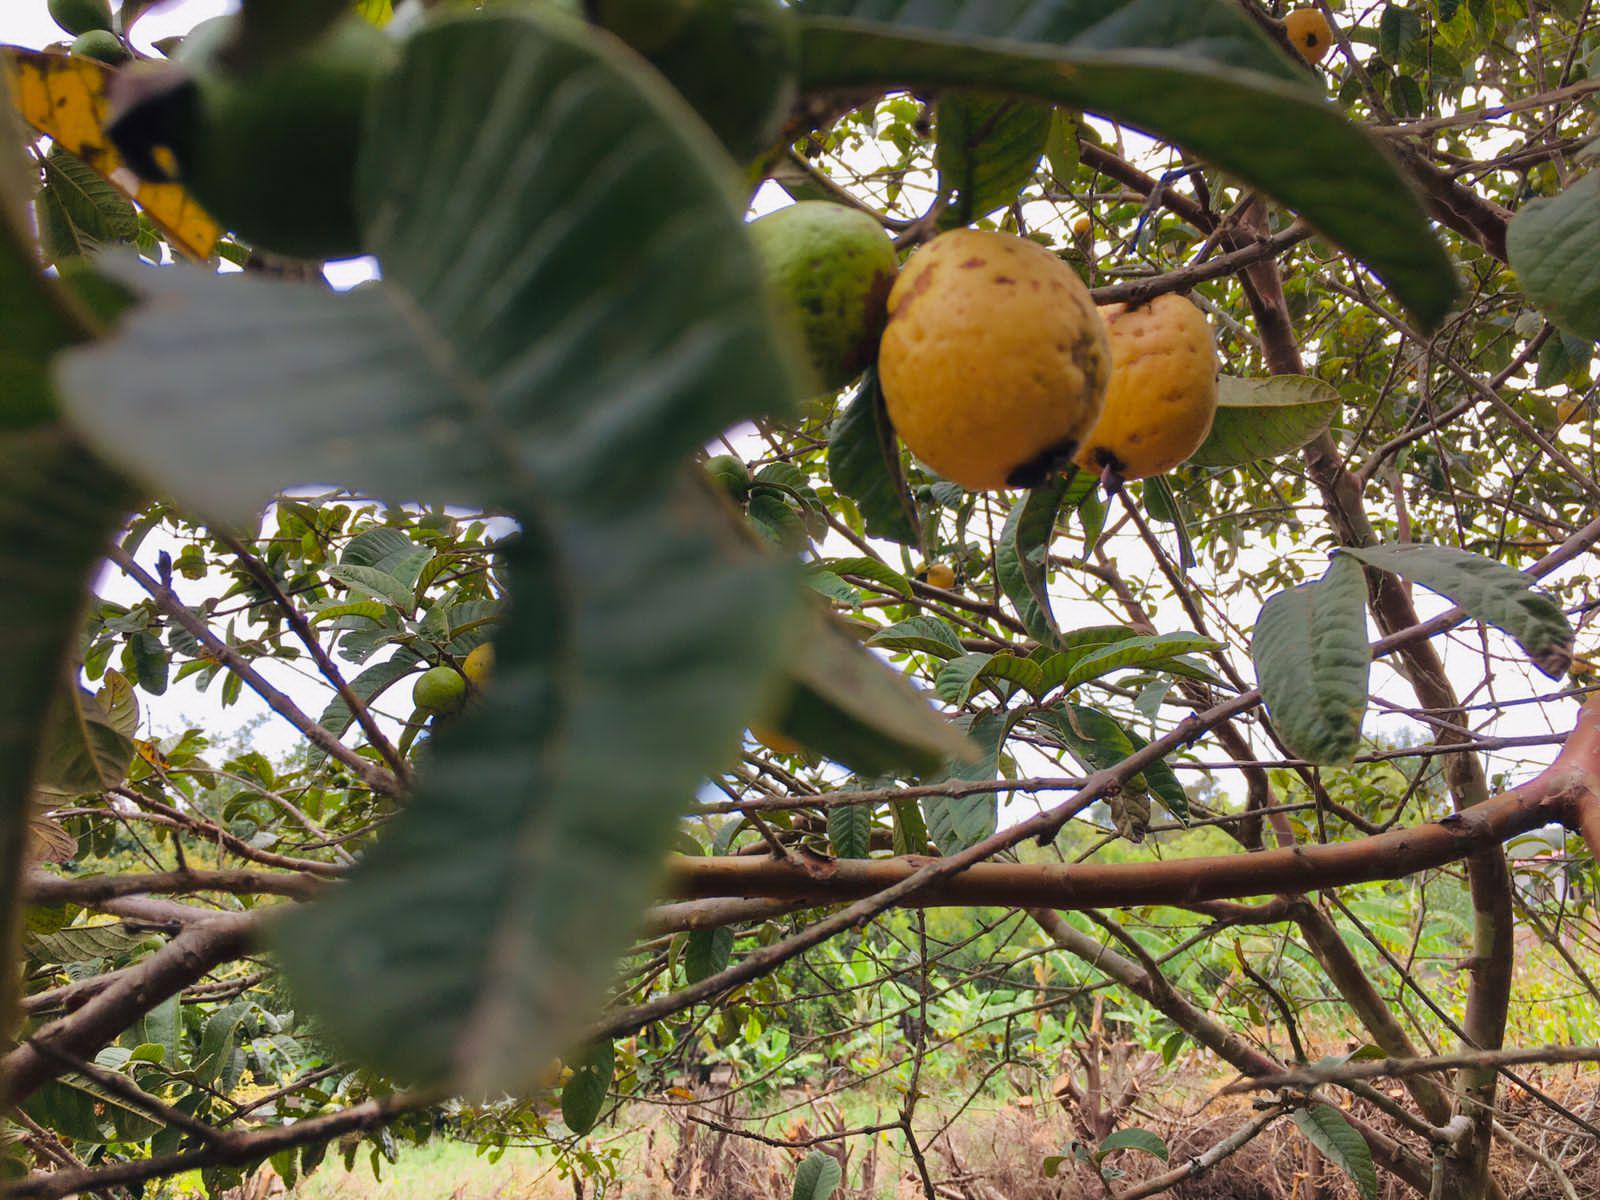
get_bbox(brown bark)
[663,736,1590,911]
[1,913,258,1108]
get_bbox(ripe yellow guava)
[751,724,801,755]
[1074,293,1219,483]
[1284,8,1333,64]
[414,665,467,716]
[751,201,898,393]
[107,15,397,260]
[590,0,797,160]
[49,0,114,37]
[463,644,494,688]
[877,229,1111,491]
[921,563,956,590]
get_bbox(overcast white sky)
[2,0,231,53]
[2,0,1587,826]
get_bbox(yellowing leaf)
[2,48,220,261]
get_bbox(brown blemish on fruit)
[958,257,986,269]
[994,275,1016,285]
[890,265,937,317]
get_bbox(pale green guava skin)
[751,201,899,393]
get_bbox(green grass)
[290,1139,562,1199]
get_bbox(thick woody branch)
[1,912,259,1107]
[24,868,323,906]
[1234,1044,1600,1093]
[663,755,1584,911]
[7,1090,434,1200]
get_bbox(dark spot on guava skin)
[958,257,986,269]
[994,275,1016,285]
[890,265,936,318]
[1068,325,1103,381]
[1006,436,1080,489]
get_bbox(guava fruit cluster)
[50,0,129,63]
[413,644,495,719]
[872,228,1220,492]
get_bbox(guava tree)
[1,1,1598,1199]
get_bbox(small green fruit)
[49,0,114,37]
[704,453,750,497]
[591,0,797,160]
[413,665,468,716]
[70,29,130,65]
[751,202,898,393]
[108,15,397,260]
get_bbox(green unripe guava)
[70,29,130,65]
[107,14,397,260]
[49,0,114,37]
[413,665,468,716]
[590,0,797,161]
[180,16,397,259]
[750,201,899,393]
[704,453,751,497]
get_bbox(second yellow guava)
[1074,293,1219,483]
[877,229,1111,491]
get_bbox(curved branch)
[664,753,1586,912]
[1,912,259,1108]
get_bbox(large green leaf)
[996,475,1079,645]
[36,146,138,266]
[684,925,734,983]
[1290,1104,1377,1200]
[560,1038,614,1136]
[828,800,873,859]
[315,649,424,743]
[1507,172,1600,342]
[1340,543,1573,678]
[794,0,1457,329]
[1252,554,1371,765]
[1060,631,1221,691]
[277,495,795,1093]
[935,91,1052,226]
[868,615,966,659]
[1095,1127,1169,1164]
[1125,725,1188,823]
[1186,376,1341,468]
[777,612,973,776]
[827,368,920,546]
[922,709,1009,853]
[792,1151,843,1200]
[34,685,137,799]
[1036,703,1171,813]
[59,10,806,1096]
